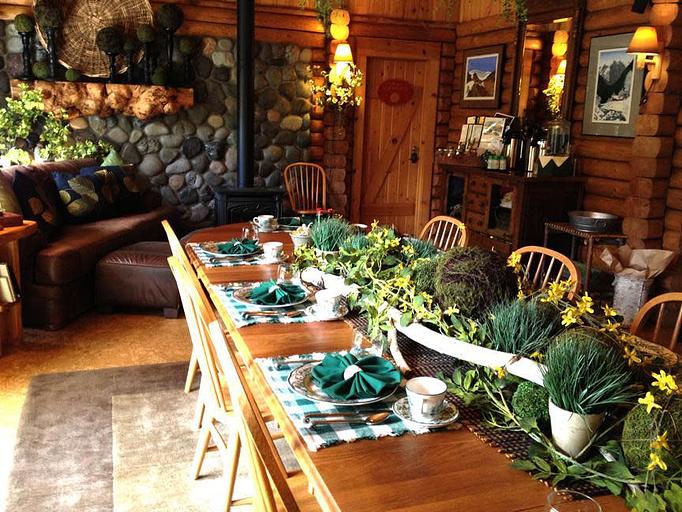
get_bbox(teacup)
[263,241,284,261]
[405,377,447,422]
[315,289,343,316]
[253,215,276,231]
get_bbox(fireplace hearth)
[212,186,284,225]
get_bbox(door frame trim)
[350,37,441,233]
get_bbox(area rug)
[5,363,295,511]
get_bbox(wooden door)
[351,38,441,235]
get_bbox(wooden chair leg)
[192,422,212,480]
[194,398,205,430]
[184,351,199,393]
[223,429,242,512]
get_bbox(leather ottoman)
[95,241,180,318]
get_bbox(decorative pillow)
[101,148,125,166]
[80,165,147,214]
[11,169,62,238]
[0,174,21,214]
[52,171,102,222]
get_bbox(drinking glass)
[277,263,294,283]
[546,491,601,512]
[242,225,259,243]
[350,331,365,355]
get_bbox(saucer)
[392,397,460,429]
[305,304,348,321]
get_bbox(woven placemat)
[344,312,608,497]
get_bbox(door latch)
[410,146,419,163]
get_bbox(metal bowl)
[568,211,621,233]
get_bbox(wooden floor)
[0,311,191,511]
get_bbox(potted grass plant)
[310,217,351,256]
[542,329,634,457]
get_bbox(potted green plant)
[542,329,634,457]
[310,217,351,256]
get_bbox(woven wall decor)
[34,0,153,78]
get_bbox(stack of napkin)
[217,238,259,255]
[249,280,307,305]
[312,353,401,400]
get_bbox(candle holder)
[105,51,118,83]
[143,43,153,84]
[19,32,33,80]
[44,27,58,80]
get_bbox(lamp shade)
[553,30,569,44]
[334,42,353,63]
[628,26,659,55]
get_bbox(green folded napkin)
[279,217,302,227]
[216,238,259,255]
[311,353,401,400]
[249,279,307,305]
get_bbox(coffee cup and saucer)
[392,377,459,428]
[305,289,348,321]
[262,241,284,263]
[253,215,279,232]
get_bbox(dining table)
[186,222,628,512]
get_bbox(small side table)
[0,220,38,355]
[544,221,626,292]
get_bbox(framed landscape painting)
[583,33,644,137]
[461,45,504,108]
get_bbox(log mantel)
[10,80,194,121]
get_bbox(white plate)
[392,397,460,428]
[288,362,398,406]
[200,241,262,258]
[232,281,311,310]
[305,304,348,321]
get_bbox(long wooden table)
[187,223,627,512]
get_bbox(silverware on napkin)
[243,310,304,319]
[303,410,392,422]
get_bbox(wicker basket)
[34,0,153,78]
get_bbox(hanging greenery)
[298,0,345,31]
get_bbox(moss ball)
[96,27,123,54]
[34,3,62,29]
[412,257,439,296]
[151,66,167,85]
[32,61,49,79]
[136,24,155,43]
[122,36,138,52]
[434,246,516,318]
[622,399,682,471]
[512,381,550,423]
[178,37,197,56]
[157,4,184,31]
[64,68,81,82]
[14,14,35,34]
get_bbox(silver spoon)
[308,412,391,427]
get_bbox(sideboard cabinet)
[438,157,584,256]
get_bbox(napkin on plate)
[311,353,401,400]
[249,279,307,305]
[216,238,259,255]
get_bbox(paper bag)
[599,246,676,279]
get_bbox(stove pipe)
[237,0,255,188]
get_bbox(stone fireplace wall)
[0,19,318,224]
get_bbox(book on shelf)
[0,262,19,303]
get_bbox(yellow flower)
[623,347,642,367]
[444,306,458,316]
[639,392,662,414]
[495,367,506,379]
[393,276,410,288]
[561,306,581,327]
[651,431,670,451]
[541,280,571,305]
[529,351,545,362]
[576,294,594,315]
[517,289,525,301]
[652,370,679,396]
[599,320,621,333]
[647,452,668,472]
[602,304,618,318]
[401,244,415,257]
[507,252,522,273]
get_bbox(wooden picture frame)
[583,33,643,138]
[461,45,504,108]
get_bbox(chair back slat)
[162,219,193,271]
[515,246,581,296]
[419,215,468,251]
[284,162,327,214]
[631,292,682,351]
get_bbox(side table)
[0,220,38,355]
[544,221,626,293]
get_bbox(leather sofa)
[2,158,176,330]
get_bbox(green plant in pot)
[310,217,351,255]
[542,328,634,458]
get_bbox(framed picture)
[461,45,504,108]
[480,116,508,150]
[583,33,644,138]
[467,124,483,149]
[459,124,470,144]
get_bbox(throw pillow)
[0,174,21,214]
[11,169,61,238]
[81,165,147,214]
[101,148,124,166]
[52,171,101,222]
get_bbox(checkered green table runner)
[255,354,427,451]
[187,242,274,268]
[211,284,323,328]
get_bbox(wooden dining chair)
[170,255,318,511]
[515,245,581,296]
[419,215,468,251]
[162,219,199,395]
[630,292,682,351]
[283,162,327,214]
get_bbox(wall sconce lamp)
[627,26,661,80]
[330,42,354,84]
